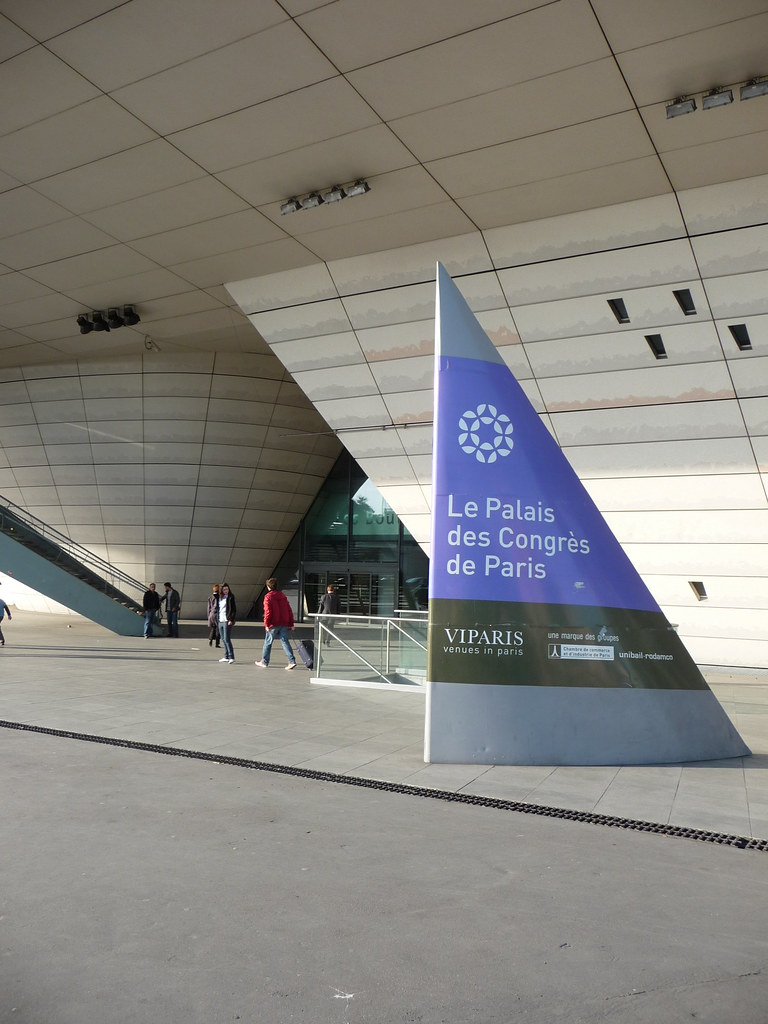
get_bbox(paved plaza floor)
[3,611,768,1023]
[2,610,768,839]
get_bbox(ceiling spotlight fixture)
[321,184,346,203]
[107,307,125,329]
[665,96,697,118]
[91,311,110,332]
[76,314,94,335]
[702,87,733,109]
[280,197,302,215]
[345,179,371,198]
[123,304,140,326]
[301,192,324,210]
[740,77,768,100]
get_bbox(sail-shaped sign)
[425,264,749,765]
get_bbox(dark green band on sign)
[428,599,709,691]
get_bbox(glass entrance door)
[303,565,397,618]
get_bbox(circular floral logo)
[458,404,514,464]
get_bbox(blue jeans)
[143,610,156,637]
[166,610,179,637]
[262,626,295,666]
[220,620,234,660]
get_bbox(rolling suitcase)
[296,639,314,669]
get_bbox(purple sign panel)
[430,353,660,613]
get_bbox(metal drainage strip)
[3,718,767,854]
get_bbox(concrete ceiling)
[2,0,768,662]
[2,0,767,367]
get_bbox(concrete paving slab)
[3,610,768,838]
[3,727,768,1024]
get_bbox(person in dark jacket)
[163,582,181,638]
[255,577,296,670]
[142,583,161,639]
[217,582,237,664]
[317,584,340,646]
[0,593,12,647]
[207,583,221,648]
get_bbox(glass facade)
[264,450,429,620]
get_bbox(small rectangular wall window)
[607,297,630,324]
[673,288,696,315]
[728,324,752,351]
[689,581,708,601]
[645,334,667,359]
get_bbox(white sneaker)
[254,660,268,668]
[285,662,296,671]
[227,659,234,664]
[219,657,228,663]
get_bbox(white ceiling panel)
[584,472,765,511]
[728,355,768,399]
[347,0,609,121]
[112,22,336,136]
[617,12,768,106]
[391,58,632,164]
[0,218,116,271]
[552,398,747,447]
[527,322,722,377]
[292,362,378,402]
[694,224,768,277]
[82,178,250,241]
[0,46,98,135]
[296,0,535,70]
[591,0,768,51]
[293,202,476,262]
[328,233,490,295]
[428,113,655,199]
[217,124,415,210]
[677,172,768,233]
[662,130,768,191]
[32,140,206,215]
[486,194,685,267]
[355,320,434,363]
[250,298,351,344]
[0,188,73,239]
[566,436,758,479]
[459,158,673,231]
[46,0,287,91]
[170,77,380,173]
[513,281,710,343]
[369,354,433,395]
[130,210,284,266]
[705,269,768,319]
[540,361,735,413]
[499,239,698,306]
[0,96,157,184]
[270,332,364,373]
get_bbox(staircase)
[0,496,146,636]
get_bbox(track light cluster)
[280,179,370,216]
[666,76,768,118]
[77,305,140,334]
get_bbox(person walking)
[207,583,221,648]
[163,582,181,638]
[0,593,12,647]
[142,582,161,639]
[217,583,236,664]
[317,583,340,646]
[255,577,296,670]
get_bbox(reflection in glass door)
[303,565,397,618]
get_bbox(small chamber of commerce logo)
[458,404,514,464]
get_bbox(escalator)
[0,496,146,636]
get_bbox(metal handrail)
[0,493,146,599]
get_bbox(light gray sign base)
[424,681,750,765]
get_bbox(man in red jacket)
[255,577,297,670]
